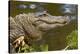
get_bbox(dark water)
[9,1,78,51]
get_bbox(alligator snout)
[38,16,70,24]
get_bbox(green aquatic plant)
[65,30,78,50]
[16,42,48,53]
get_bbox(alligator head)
[31,11,70,31]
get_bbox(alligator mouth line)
[34,20,67,25]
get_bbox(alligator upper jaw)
[34,19,69,26]
[34,19,70,31]
[34,16,70,25]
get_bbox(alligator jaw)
[34,16,70,25]
[36,22,68,31]
[34,19,69,27]
[33,16,70,31]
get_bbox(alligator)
[9,11,71,53]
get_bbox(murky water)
[9,1,78,51]
[43,20,77,50]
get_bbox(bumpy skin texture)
[9,12,70,53]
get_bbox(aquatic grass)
[16,42,48,53]
[65,30,78,50]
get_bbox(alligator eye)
[43,14,47,16]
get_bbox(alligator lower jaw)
[36,23,68,31]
